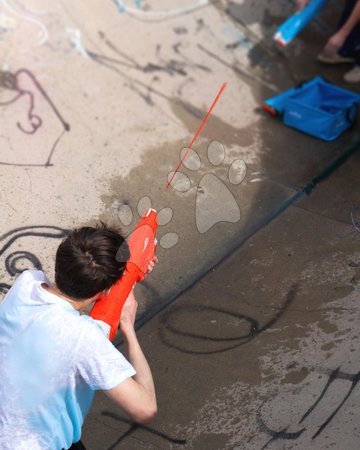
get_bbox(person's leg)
[338,0,360,58]
[342,3,360,83]
[318,0,359,63]
[337,0,357,29]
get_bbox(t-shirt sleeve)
[76,318,136,391]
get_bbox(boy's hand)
[120,290,138,335]
[146,256,158,276]
[120,256,158,336]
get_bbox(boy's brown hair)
[55,223,129,299]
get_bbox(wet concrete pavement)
[84,147,360,450]
[82,1,360,444]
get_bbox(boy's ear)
[91,291,104,302]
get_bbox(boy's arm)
[104,290,157,423]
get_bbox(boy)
[0,223,157,450]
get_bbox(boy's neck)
[41,283,91,312]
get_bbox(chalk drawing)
[351,206,360,234]
[101,412,187,448]
[0,12,16,29]
[116,196,179,249]
[198,44,279,93]
[66,28,89,59]
[160,285,299,354]
[112,0,209,22]
[0,225,69,296]
[339,206,360,241]
[0,68,70,166]
[258,367,360,447]
[112,0,141,13]
[0,0,48,45]
[13,0,49,16]
[168,142,246,234]
[166,82,227,189]
[88,31,210,78]
[84,31,211,108]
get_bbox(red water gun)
[90,208,158,340]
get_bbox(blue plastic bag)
[274,0,329,46]
[263,77,360,141]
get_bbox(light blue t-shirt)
[0,270,135,450]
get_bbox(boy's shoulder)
[2,270,46,299]
[15,269,47,285]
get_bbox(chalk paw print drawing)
[167,141,246,234]
[118,196,179,249]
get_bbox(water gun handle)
[90,209,158,341]
[274,0,329,46]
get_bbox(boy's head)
[55,223,130,300]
